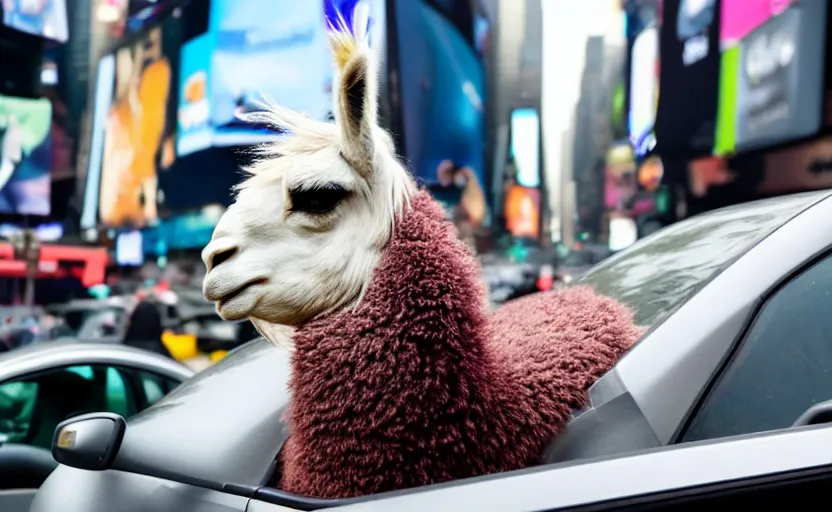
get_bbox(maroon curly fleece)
[280,191,642,499]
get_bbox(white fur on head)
[201,1,415,348]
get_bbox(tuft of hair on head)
[235,97,316,137]
[328,1,371,70]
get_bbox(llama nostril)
[210,247,238,270]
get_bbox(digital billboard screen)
[177,0,387,156]
[0,94,52,216]
[655,0,720,157]
[714,0,826,155]
[82,19,180,229]
[2,0,69,42]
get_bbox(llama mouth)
[218,278,268,309]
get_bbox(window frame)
[247,423,832,511]
[126,368,180,410]
[0,363,151,446]
[677,247,832,443]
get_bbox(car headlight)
[562,274,573,284]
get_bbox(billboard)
[715,0,826,155]
[83,20,180,229]
[0,94,52,216]
[655,0,720,157]
[395,0,486,187]
[176,0,387,156]
[1,0,69,42]
[510,108,540,188]
[627,2,660,159]
[177,33,214,156]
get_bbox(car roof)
[115,338,291,487]
[50,298,129,312]
[0,341,194,383]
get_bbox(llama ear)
[330,2,377,177]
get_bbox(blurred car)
[0,307,46,351]
[481,260,539,304]
[555,243,612,284]
[29,190,832,510]
[45,298,133,343]
[0,341,193,512]
[163,310,251,362]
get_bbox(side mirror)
[792,400,832,427]
[51,412,126,471]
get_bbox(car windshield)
[579,192,828,327]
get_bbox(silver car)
[29,190,832,510]
[0,342,193,512]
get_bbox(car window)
[579,192,826,327]
[0,364,138,449]
[135,370,179,407]
[0,381,37,443]
[682,253,832,442]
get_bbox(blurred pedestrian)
[431,159,487,251]
[123,300,173,359]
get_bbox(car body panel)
[541,369,662,463]
[0,341,194,383]
[618,191,832,443]
[319,425,832,512]
[30,465,250,512]
[112,338,292,487]
[247,502,308,512]
[0,489,36,512]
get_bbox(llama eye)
[289,185,349,214]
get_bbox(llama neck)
[288,190,505,446]
[292,189,498,369]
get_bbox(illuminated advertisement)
[628,0,660,159]
[638,155,664,192]
[604,143,636,211]
[1,0,69,42]
[207,0,330,147]
[395,0,486,187]
[0,94,52,216]
[141,207,224,252]
[510,108,540,188]
[116,230,144,266]
[98,25,177,228]
[81,54,116,230]
[177,34,214,156]
[176,0,386,155]
[504,185,540,239]
[720,0,793,48]
[655,0,719,156]
[82,20,180,229]
[715,0,826,155]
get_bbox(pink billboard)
[720,0,793,47]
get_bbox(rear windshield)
[580,192,828,327]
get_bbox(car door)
[678,251,832,443]
[0,364,180,512]
[242,425,832,511]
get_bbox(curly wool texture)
[280,191,643,499]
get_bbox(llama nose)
[202,243,238,272]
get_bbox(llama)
[201,4,642,500]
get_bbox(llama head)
[202,3,414,329]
